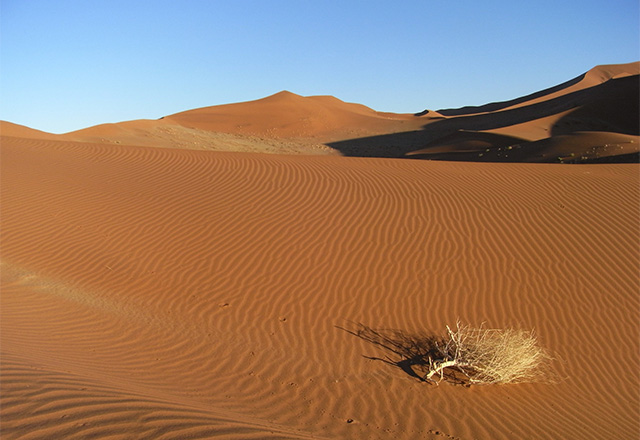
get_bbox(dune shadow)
[337,323,468,385]
[549,76,640,137]
[434,72,587,117]
[326,75,639,163]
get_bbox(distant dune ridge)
[1,63,639,439]
[2,61,638,161]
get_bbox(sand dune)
[46,91,404,153]
[2,132,638,438]
[9,62,636,163]
[2,62,639,438]
[58,91,425,155]
[329,62,640,161]
[0,121,61,140]
[163,91,422,141]
[434,62,639,116]
[63,118,335,155]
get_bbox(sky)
[1,0,639,134]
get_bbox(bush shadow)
[337,323,468,385]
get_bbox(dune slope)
[163,90,421,140]
[59,91,425,155]
[329,62,640,161]
[6,62,638,163]
[1,134,638,439]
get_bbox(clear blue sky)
[2,0,639,133]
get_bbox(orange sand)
[1,63,639,439]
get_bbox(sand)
[1,63,639,439]
[38,61,637,163]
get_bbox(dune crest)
[433,62,639,117]
[0,121,61,140]
[162,90,421,141]
[5,62,637,163]
[328,62,639,162]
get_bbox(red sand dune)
[59,91,426,155]
[49,61,639,162]
[1,63,639,439]
[164,90,422,140]
[0,121,61,140]
[329,62,640,161]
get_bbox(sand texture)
[1,62,639,439]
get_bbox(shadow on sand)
[326,75,639,163]
[338,323,469,385]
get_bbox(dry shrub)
[424,322,550,385]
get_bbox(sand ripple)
[2,136,638,439]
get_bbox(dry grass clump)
[424,322,550,385]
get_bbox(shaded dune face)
[1,134,639,439]
[327,63,640,162]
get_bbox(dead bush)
[424,321,550,385]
